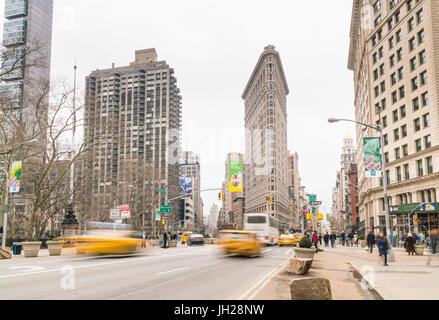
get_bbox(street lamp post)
[1,168,10,249]
[329,118,395,262]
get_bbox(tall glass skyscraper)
[1,0,54,120]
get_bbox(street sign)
[422,203,436,211]
[318,214,324,221]
[156,189,167,195]
[415,217,419,224]
[309,195,317,202]
[160,205,172,213]
[110,209,120,219]
[120,205,130,219]
[310,201,322,206]
[155,213,161,221]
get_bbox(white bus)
[244,213,280,246]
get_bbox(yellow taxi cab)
[279,234,296,246]
[181,232,193,244]
[294,233,303,244]
[218,230,262,257]
[67,222,141,255]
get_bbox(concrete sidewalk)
[253,248,372,300]
[350,249,439,300]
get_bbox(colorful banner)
[179,177,193,194]
[363,138,382,178]
[9,161,22,193]
[120,205,130,219]
[229,160,243,192]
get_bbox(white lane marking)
[238,259,289,301]
[156,267,190,276]
[0,251,205,280]
[262,248,272,254]
[9,266,46,272]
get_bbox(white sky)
[0,0,357,216]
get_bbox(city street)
[0,245,292,300]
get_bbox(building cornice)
[348,0,361,71]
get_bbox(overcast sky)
[0,0,356,216]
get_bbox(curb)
[349,261,390,300]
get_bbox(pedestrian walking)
[324,232,330,248]
[348,232,354,247]
[141,232,146,248]
[341,232,346,246]
[430,229,439,254]
[329,232,336,248]
[319,234,323,246]
[312,231,319,253]
[405,233,416,256]
[367,229,376,254]
[377,232,389,266]
[354,234,359,247]
[163,231,169,249]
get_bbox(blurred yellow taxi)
[218,230,262,257]
[279,234,296,246]
[182,232,193,244]
[294,233,303,243]
[67,222,141,255]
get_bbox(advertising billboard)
[179,177,193,194]
[229,160,243,192]
[364,137,382,178]
[120,205,130,219]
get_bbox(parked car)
[187,234,205,246]
[181,232,193,244]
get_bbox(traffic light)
[270,196,274,204]
[221,192,225,201]
[218,193,221,201]
[266,195,270,203]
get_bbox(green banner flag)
[363,138,382,178]
[229,160,243,192]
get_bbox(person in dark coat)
[367,229,376,254]
[324,232,330,248]
[405,233,416,255]
[377,232,389,266]
[163,231,169,249]
[329,233,336,248]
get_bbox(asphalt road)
[0,245,293,300]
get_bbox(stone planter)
[169,240,178,248]
[294,247,317,260]
[415,245,425,256]
[47,241,65,256]
[361,240,367,248]
[22,242,42,258]
[149,240,159,247]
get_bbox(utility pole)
[1,168,9,248]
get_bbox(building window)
[421,92,428,106]
[375,15,382,27]
[411,77,418,91]
[416,9,424,23]
[389,36,395,49]
[413,97,420,111]
[415,138,422,152]
[408,18,415,32]
[396,29,402,42]
[426,157,433,174]
[403,144,409,157]
[373,53,378,64]
[397,48,403,61]
[397,167,402,182]
[400,105,406,118]
[393,109,399,122]
[423,113,430,128]
[390,55,396,67]
[424,135,431,149]
[391,73,396,85]
[409,37,416,51]
[374,0,381,13]
[394,128,400,141]
[379,63,385,75]
[384,134,389,146]
[374,69,379,81]
[395,148,401,160]
[389,0,398,9]
[381,98,387,110]
[410,57,417,71]
[398,67,404,80]
[407,0,414,11]
[383,116,388,128]
[381,81,386,93]
[418,29,425,44]
[388,19,394,31]
[392,91,398,103]
[404,164,410,179]
[419,50,426,65]
[420,71,427,85]
[417,159,424,177]
[401,124,407,137]
[399,86,405,99]
[414,118,421,131]
[385,152,390,164]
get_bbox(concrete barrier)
[290,277,333,300]
[288,258,313,275]
[0,247,12,259]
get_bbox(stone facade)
[348,0,439,235]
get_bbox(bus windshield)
[247,216,267,224]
